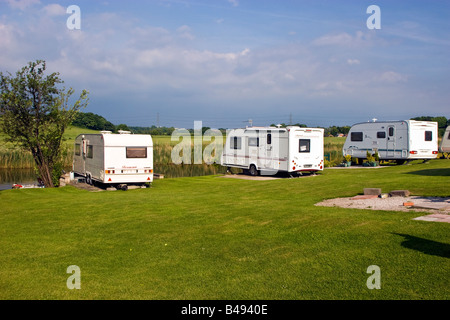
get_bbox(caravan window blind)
[231,137,241,150]
[425,131,432,141]
[126,147,147,158]
[299,139,311,153]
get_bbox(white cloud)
[347,59,360,65]
[6,0,40,10]
[378,71,408,83]
[176,25,195,40]
[312,31,374,47]
[41,4,66,16]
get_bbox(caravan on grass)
[439,126,450,155]
[73,131,153,190]
[221,126,324,176]
[342,120,439,164]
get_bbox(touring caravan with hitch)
[439,125,450,154]
[221,126,324,176]
[73,131,153,189]
[342,120,438,164]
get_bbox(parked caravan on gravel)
[439,125,450,154]
[221,126,324,176]
[73,131,153,190]
[342,120,439,164]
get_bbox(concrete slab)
[389,190,411,197]
[364,188,382,195]
[350,195,379,200]
[413,214,450,223]
[411,203,450,211]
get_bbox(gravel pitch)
[315,196,450,214]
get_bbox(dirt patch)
[69,181,106,192]
[315,196,450,222]
[219,172,319,181]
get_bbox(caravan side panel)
[343,121,409,160]
[440,126,450,153]
[72,134,105,179]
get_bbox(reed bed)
[0,137,347,173]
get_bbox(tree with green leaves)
[0,60,89,187]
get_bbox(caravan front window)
[126,147,147,158]
[425,131,432,141]
[75,143,81,156]
[299,139,310,153]
[351,132,363,142]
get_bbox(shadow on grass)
[404,168,450,176]
[393,233,450,258]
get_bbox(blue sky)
[1,0,449,128]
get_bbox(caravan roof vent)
[118,130,131,134]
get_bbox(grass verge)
[0,160,449,299]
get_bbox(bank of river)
[0,165,238,190]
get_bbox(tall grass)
[0,149,35,169]
[0,136,347,172]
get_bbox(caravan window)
[267,133,272,144]
[388,127,394,137]
[299,139,310,153]
[75,143,81,156]
[230,137,241,150]
[86,145,93,159]
[425,131,432,141]
[248,137,259,147]
[126,147,147,158]
[377,132,386,139]
[351,132,363,142]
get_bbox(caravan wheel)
[249,165,259,176]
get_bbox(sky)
[0,0,449,129]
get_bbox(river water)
[0,169,38,190]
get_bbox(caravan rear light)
[105,170,115,174]
[432,151,438,154]
[410,151,418,154]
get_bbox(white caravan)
[342,120,439,163]
[439,126,450,154]
[73,131,153,189]
[221,126,324,175]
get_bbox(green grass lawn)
[0,160,449,300]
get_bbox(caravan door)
[259,130,277,175]
[386,125,396,158]
[81,137,87,175]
